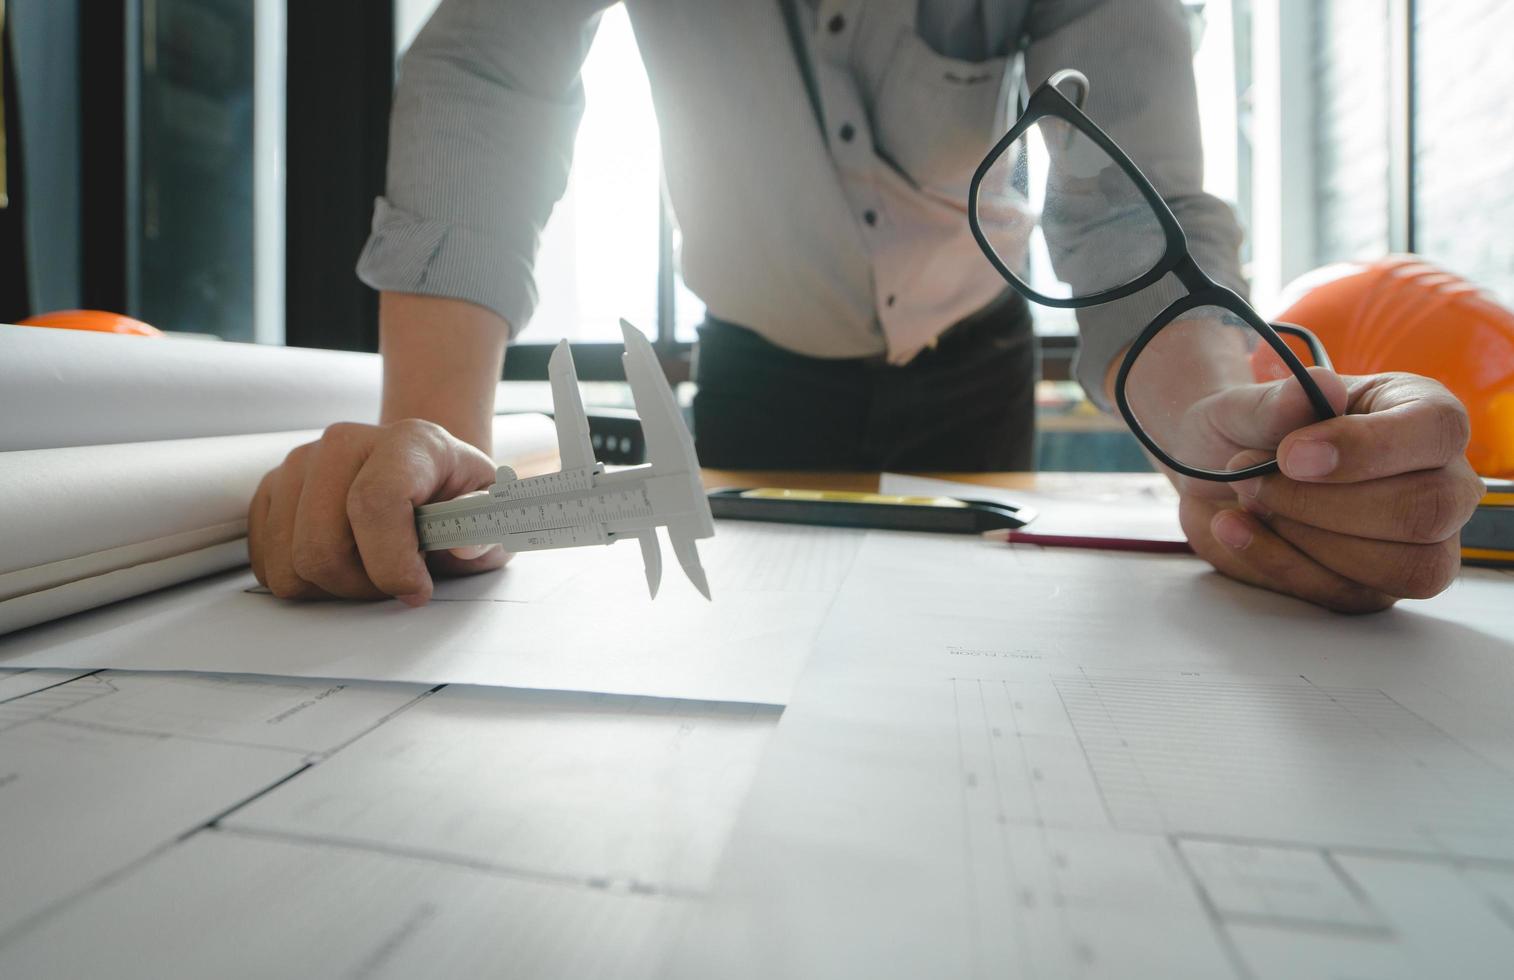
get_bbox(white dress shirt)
[357,0,1244,404]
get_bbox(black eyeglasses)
[968,69,1336,482]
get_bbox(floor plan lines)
[946,667,1514,978]
[0,669,94,705]
[1052,672,1514,859]
[948,676,1233,977]
[0,675,778,978]
[0,673,118,732]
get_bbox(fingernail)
[1284,439,1338,478]
[1233,479,1270,517]
[1213,511,1254,550]
[449,545,493,560]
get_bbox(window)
[136,0,263,341]
[1413,0,1514,307]
[518,7,662,344]
[1310,0,1393,268]
[396,2,702,349]
[1191,1,1246,223]
[1266,0,1514,310]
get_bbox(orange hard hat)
[17,309,163,337]
[1256,256,1514,478]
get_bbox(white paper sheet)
[1,415,558,583]
[0,431,321,584]
[0,415,559,636]
[11,670,430,754]
[0,830,685,979]
[0,522,863,705]
[226,685,780,894]
[0,323,526,451]
[0,669,92,703]
[0,540,250,636]
[0,671,425,937]
[881,472,1187,542]
[0,679,772,976]
[671,531,1514,979]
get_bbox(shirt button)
[827,14,846,33]
[838,123,855,142]
[863,210,878,226]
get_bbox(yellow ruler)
[1464,479,1514,568]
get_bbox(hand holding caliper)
[414,321,715,599]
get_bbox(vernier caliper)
[414,320,714,599]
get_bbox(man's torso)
[625,0,1069,363]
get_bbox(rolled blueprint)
[0,415,559,634]
[0,324,523,451]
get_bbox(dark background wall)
[283,0,393,351]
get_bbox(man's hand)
[1175,370,1484,613]
[248,420,507,605]
[248,293,513,605]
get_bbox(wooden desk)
[701,469,1170,496]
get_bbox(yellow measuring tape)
[1463,481,1514,567]
[739,488,970,508]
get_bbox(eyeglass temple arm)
[1270,322,1333,372]
[1046,68,1090,110]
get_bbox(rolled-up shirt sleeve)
[356,0,606,336]
[1026,0,1246,409]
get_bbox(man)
[249,0,1482,614]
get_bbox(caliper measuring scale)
[414,320,714,600]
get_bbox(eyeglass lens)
[1125,306,1326,474]
[974,115,1167,300]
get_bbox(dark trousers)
[692,294,1037,471]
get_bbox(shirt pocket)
[870,30,1011,196]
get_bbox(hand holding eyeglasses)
[1180,370,1483,612]
[1104,314,1480,610]
[970,69,1483,611]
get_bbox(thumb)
[439,443,504,562]
[435,543,510,575]
[449,543,500,561]
[443,440,502,498]
[1207,367,1347,451]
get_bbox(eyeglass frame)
[967,69,1337,483]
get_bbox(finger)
[262,449,331,600]
[290,426,387,599]
[1186,502,1394,614]
[1265,514,1462,600]
[345,421,465,605]
[429,545,512,579]
[438,438,501,500]
[247,471,274,587]
[429,452,508,571]
[1176,447,1271,506]
[1276,373,1472,483]
[1236,458,1484,545]
[1205,367,1349,451]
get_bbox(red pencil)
[983,528,1195,554]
